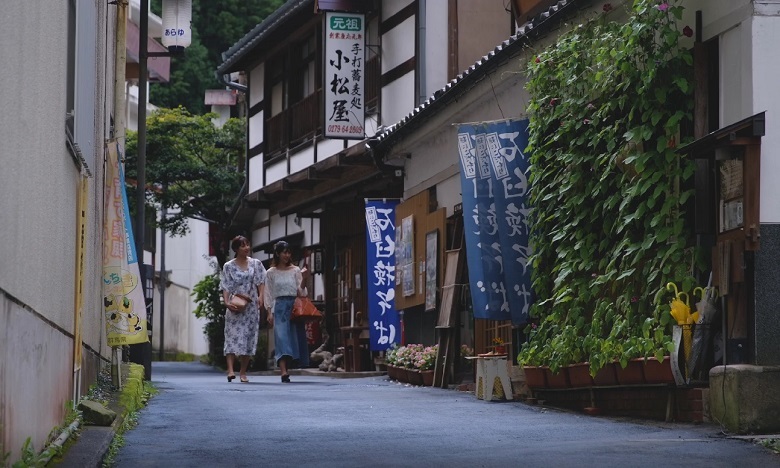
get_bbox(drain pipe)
[418,0,427,104]
[40,419,81,465]
[216,67,247,94]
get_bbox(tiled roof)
[217,0,313,75]
[374,0,585,149]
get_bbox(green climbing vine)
[517,0,703,374]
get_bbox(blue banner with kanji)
[457,119,532,325]
[365,199,401,350]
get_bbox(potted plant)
[385,345,401,381]
[415,344,438,386]
[492,337,506,355]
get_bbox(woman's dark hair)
[272,240,291,266]
[231,235,249,253]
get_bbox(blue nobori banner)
[365,199,401,350]
[457,119,533,325]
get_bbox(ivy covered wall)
[518,0,703,373]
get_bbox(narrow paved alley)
[112,362,779,467]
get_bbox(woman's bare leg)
[239,355,250,381]
[226,353,236,381]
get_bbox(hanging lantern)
[161,0,192,51]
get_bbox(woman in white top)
[264,241,307,382]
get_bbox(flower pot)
[495,345,506,355]
[387,364,400,381]
[642,356,674,384]
[421,370,434,386]
[522,366,547,389]
[544,366,569,389]
[567,362,593,388]
[406,368,424,386]
[616,359,644,385]
[592,362,618,386]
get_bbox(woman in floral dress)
[264,240,307,383]
[220,235,266,383]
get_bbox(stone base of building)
[709,364,780,434]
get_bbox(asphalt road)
[114,361,779,467]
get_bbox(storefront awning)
[677,112,765,158]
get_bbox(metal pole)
[131,0,152,380]
[158,203,166,361]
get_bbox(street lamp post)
[132,0,189,379]
[131,0,152,381]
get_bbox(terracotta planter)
[616,359,644,385]
[592,362,618,386]
[406,368,424,386]
[544,366,569,389]
[567,362,594,388]
[642,356,675,384]
[387,364,400,381]
[522,366,547,389]
[421,370,434,386]
[495,345,506,355]
[391,365,408,383]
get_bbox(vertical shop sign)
[103,141,149,346]
[365,199,400,350]
[324,12,365,139]
[457,120,533,324]
[484,119,533,324]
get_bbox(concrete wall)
[0,0,115,461]
[152,218,212,357]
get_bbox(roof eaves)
[217,0,314,75]
[374,0,588,150]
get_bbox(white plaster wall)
[249,153,264,193]
[152,217,211,356]
[250,62,265,108]
[383,0,413,21]
[266,159,287,184]
[249,110,264,149]
[0,0,114,460]
[317,139,347,162]
[0,302,73,464]
[381,73,416,129]
[210,105,230,128]
[720,24,753,127]
[382,17,415,71]
[290,145,316,173]
[423,0,449,97]
[752,14,780,221]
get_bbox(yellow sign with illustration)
[102,141,148,346]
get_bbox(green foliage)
[124,107,246,265]
[150,0,285,113]
[192,264,226,366]
[517,0,700,374]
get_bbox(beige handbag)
[228,293,251,312]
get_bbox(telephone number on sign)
[327,124,363,134]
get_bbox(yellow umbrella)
[666,283,698,377]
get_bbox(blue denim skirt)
[272,296,300,365]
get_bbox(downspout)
[418,0,427,105]
[216,62,251,228]
[216,67,248,94]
